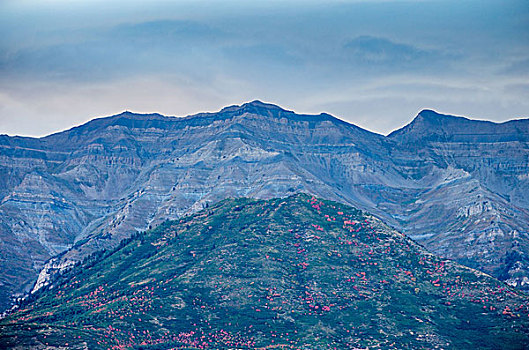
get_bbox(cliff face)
[387,110,529,286]
[0,101,528,310]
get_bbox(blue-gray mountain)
[0,101,528,311]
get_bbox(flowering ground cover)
[1,194,528,349]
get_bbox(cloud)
[500,58,529,76]
[0,0,527,137]
[0,19,225,81]
[110,19,222,45]
[504,83,529,96]
[0,75,242,137]
[222,44,305,69]
[342,35,454,72]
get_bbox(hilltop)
[1,194,528,349]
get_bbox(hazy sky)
[1,0,528,137]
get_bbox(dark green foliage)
[1,194,528,349]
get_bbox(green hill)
[1,194,528,349]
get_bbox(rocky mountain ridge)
[0,100,528,311]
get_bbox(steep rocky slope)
[0,101,528,311]
[1,195,528,349]
[388,111,529,287]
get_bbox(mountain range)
[0,100,528,312]
[1,195,528,349]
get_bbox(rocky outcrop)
[0,101,527,311]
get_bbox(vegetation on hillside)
[1,194,528,349]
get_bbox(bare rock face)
[0,101,528,311]
[389,111,529,288]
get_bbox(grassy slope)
[1,194,528,349]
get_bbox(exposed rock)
[0,102,527,310]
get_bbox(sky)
[0,0,528,137]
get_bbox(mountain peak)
[416,109,469,124]
[112,110,166,119]
[219,100,288,114]
[386,109,458,141]
[416,108,444,119]
[389,109,529,143]
[243,100,281,109]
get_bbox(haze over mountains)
[0,100,528,312]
